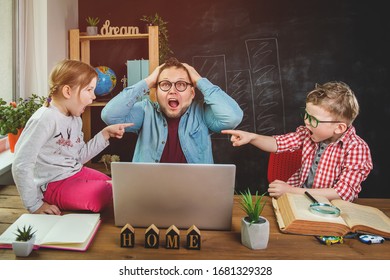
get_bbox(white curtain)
[0,0,14,102]
[18,0,47,99]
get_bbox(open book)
[272,193,390,237]
[0,213,100,251]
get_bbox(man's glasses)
[157,80,193,92]
[302,109,341,128]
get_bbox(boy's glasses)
[158,80,193,92]
[302,109,341,128]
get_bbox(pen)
[304,191,318,204]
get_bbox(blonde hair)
[45,59,97,106]
[306,81,360,124]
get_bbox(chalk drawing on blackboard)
[192,55,229,139]
[245,38,285,134]
[192,55,227,91]
[227,69,255,133]
[190,38,285,138]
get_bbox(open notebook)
[111,162,236,230]
[0,213,100,251]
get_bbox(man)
[101,57,243,163]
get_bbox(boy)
[222,81,373,202]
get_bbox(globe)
[94,66,117,96]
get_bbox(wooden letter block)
[165,225,180,249]
[145,224,159,248]
[186,225,201,250]
[120,224,135,248]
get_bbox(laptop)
[111,162,236,230]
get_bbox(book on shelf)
[272,193,390,237]
[0,213,100,251]
[127,59,149,87]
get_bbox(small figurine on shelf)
[121,75,127,89]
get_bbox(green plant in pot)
[0,94,45,152]
[140,13,173,63]
[86,16,100,36]
[239,189,270,250]
[0,94,45,135]
[12,225,37,257]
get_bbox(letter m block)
[166,225,180,249]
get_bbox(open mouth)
[168,98,179,109]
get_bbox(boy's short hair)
[306,81,359,125]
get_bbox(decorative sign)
[100,20,139,36]
[119,224,202,250]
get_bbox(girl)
[12,59,132,215]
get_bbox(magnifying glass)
[304,191,340,218]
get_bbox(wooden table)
[1,196,389,260]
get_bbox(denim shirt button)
[162,141,165,144]
[155,159,159,163]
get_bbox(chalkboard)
[81,0,390,198]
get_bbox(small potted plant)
[0,94,46,152]
[12,225,36,257]
[239,189,269,250]
[86,16,100,36]
[140,13,173,63]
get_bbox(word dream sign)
[100,20,139,36]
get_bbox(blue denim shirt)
[101,78,243,163]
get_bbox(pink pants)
[43,167,112,212]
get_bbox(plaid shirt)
[273,125,373,201]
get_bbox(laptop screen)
[111,162,236,230]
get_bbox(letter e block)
[166,225,180,249]
[145,224,159,248]
[120,224,135,248]
[186,225,201,250]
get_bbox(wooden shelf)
[68,27,159,142]
[79,33,149,41]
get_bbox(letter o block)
[145,224,159,248]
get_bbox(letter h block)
[120,224,135,248]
